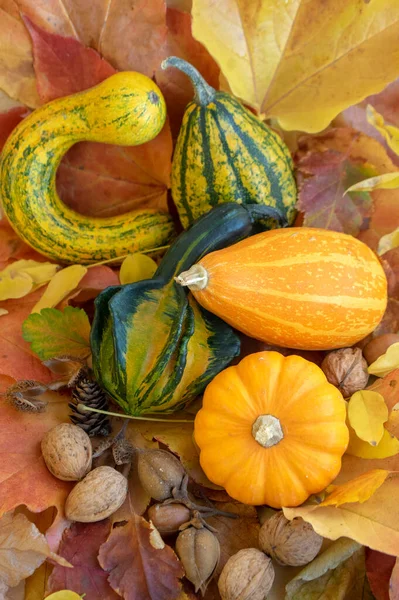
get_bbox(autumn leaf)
[0,259,59,302]
[46,592,84,600]
[22,307,91,361]
[0,391,72,520]
[379,228,399,255]
[119,254,158,285]
[0,511,71,597]
[348,391,389,446]
[367,104,399,157]
[346,423,399,459]
[391,559,399,600]
[285,538,365,600]
[284,475,399,556]
[192,0,399,132]
[156,7,220,137]
[24,17,116,104]
[31,266,88,313]
[369,343,399,378]
[46,521,119,600]
[0,106,30,151]
[346,173,399,194]
[0,290,54,382]
[296,128,399,250]
[98,514,184,600]
[320,470,391,507]
[366,549,396,600]
[0,271,33,301]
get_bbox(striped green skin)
[0,72,175,264]
[91,202,262,415]
[172,92,297,229]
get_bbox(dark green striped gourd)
[91,202,286,416]
[161,57,297,230]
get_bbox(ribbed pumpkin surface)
[195,351,349,507]
[172,92,297,228]
[189,228,387,350]
[0,72,174,264]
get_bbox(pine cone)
[69,377,112,437]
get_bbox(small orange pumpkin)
[194,351,349,507]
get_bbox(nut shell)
[65,465,128,522]
[148,503,190,534]
[321,347,368,397]
[176,526,220,594]
[363,334,399,365]
[137,449,185,501]
[41,423,92,481]
[218,548,274,600]
[259,512,322,567]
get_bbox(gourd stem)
[175,264,209,291]
[161,56,216,106]
[76,403,194,423]
[252,414,284,448]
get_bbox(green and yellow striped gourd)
[162,57,297,229]
[0,72,175,264]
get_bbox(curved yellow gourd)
[0,72,175,263]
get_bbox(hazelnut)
[148,503,191,535]
[137,449,185,501]
[41,423,92,481]
[321,347,368,397]
[363,334,399,365]
[258,512,322,567]
[218,548,274,600]
[176,526,220,594]
[65,466,128,522]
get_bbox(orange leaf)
[320,469,391,507]
[0,390,72,520]
[365,548,396,600]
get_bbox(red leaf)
[0,106,30,151]
[0,392,71,520]
[47,520,119,599]
[391,559,399,600]
[98,514,184,600]
[24,16,116,104]
[156,8,220,137]
[375,248,399,336]
[366,548,396,600]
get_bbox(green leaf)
[22,307,91,360]
[285,538,365,600]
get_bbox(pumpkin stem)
[175,264,209,291]
[252,415,284,448]
[161,57,216,106]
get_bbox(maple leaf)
[98,514,184,600]
[0,391,71,526]
[0,512,70,592]
[365,549,396,600]
[191,0,399,133]
[22,307,91,361]
[46,520,119,599]
[295,128,399,249]
[156,8,220,137]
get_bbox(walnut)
[65,466,128,522]
[258,512,322,567]
[321,347,368,397]
[218,548,274,600]
[41,423,92,481]
[363,334,399,365]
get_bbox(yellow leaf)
[2,259,58,284]
[192,0,399,132]
[0,272,33,301]
[284,476,399,556]
[0,308,8,316]
[345,172,399,194]
[31,265,87,313]
[368,343,399,377]
[346,424,399,459]
[119,253,157,285]
[367,104,399,156]
[348,391,388,445]
[378,227,399,255]
[320,469,390,507]
[45,592,83,600]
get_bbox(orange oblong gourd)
[176,227,388,350]
[194,351,349,507]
